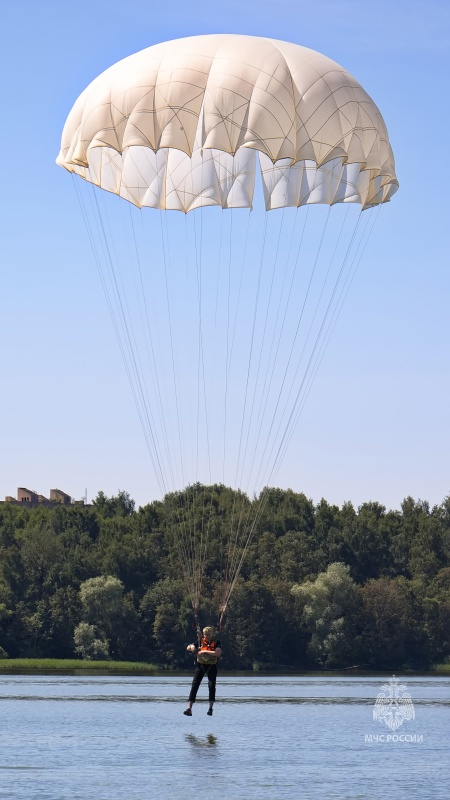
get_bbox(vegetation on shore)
[0,658,160,671]
[1,486,449,671]
[1,657,448,673]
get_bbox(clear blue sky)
[1,0,449,510]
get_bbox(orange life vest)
[198,636,216,653]
[197,636,219,664]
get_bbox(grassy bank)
[1,658,448,673]
[0,658,161,672]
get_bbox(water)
[0,673,448,799]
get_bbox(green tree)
[0,602,13,657]
[291,562,358,667]
[78,575,137,659]
[74,622,110,660]
[423,568,450,663]
[18,520,64,601]
[93,491,135,518]
[408,513,445,581]
[226,578,279,668]
[358,577,425,668]
[140,578,188,666]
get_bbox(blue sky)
[1,0,449,510]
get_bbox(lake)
[0,673,448,799]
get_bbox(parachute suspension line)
[93,189,169,494]
[260,209,365,491]
[225,207,309,588]
[219,208,252,606]
[234,202,296,537]
[109,203,171,484]
[191,162,215,616]
[72,176,166,495]
[225,199,295,601]
[215,208,250,591]
[166,492,196,614]
[193,204,206,611]
[185,201,200,590]
[212,204,373,624]
[187,209,201,611]
[182,213,205,614]
[185,212,190,281]
[250,206,339,494]
[235,189,291,492]
[231,210,269,488]
[78,184,151,471]
[220,485,273,622]
[253,207,302,436]
[214,205,225,327]
[218,205,238,613]
[159,211,185,493]
[158,210,198,609]
[245,206,310,492]
[194,210,232,608]
[214,154,227,579]
[221,207,233,485]
[162,207,205,600]
[138,209,177,479]
[128,206,176,490]
[226,206,361,604]
[160,211,185,490]
[292,213,372,423]
[228,209,252,367]
[249,206,335,492]
[237,204,288,492]
[220,210,270,617]
[289,205,382,450]
[181,212,198,572]
[233,211,380,589]
[228,217,363,574]
[197,212,217,616]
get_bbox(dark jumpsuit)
[188,638,222,704]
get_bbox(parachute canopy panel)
[57,34,398,211]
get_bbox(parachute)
[57,34,398,626]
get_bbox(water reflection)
[185,733,218,748]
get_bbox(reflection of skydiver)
[183,626,222,716]
[185,734,217,748]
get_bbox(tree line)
[0,486,449,670]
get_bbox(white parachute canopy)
[57,34,397,211]
[57,35,398,622]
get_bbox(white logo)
[373,676,415,731]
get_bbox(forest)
[0,486,449,670]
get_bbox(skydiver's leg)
[206,665,217,714]
[188,665,205,704]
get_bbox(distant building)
[50,488,72,505]
[1,488,89,507]
[18,487,39,504]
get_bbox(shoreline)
[0,658,449,675]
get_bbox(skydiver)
[183,626,222,716]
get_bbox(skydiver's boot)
[183,708,192,716]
